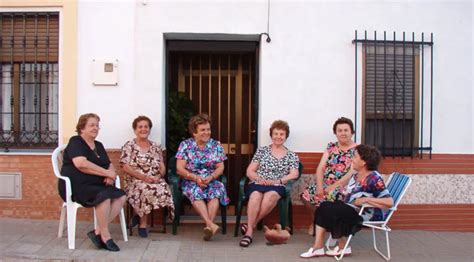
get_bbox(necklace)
[93,147,100,158]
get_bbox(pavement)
[0,218,473,261]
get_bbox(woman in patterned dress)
[301,117,357,234]
[175,113,229,241]
[120,116,175,238]
[239,120,300,247]
[300,144,393,258]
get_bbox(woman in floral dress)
[120,116,175,238]
[300,144,393,258]
[175,113,229,241]
[301,117,357,234]
[239,120,300,247]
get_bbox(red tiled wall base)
[1,152,473,232]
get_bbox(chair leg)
[93,208,97,230]
[234,200,243,237]
[221,204,227,234]
[288,200,293,234]
[58,204,66,238]
[66,204,79,250]
[162,208,167,234]
[278,198,289,229]
[372,228,391,261]
[119,207,128,242]
[172,199,181,235]
[335,234,354,261]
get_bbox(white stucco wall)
[76,0,473,154]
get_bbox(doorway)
[165,39,259,203]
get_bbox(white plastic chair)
[52,144,128,249]
[330,172,412,261]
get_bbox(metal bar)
[353,39,433,46]
[373,30,377,147]
[248,55,252,147]
[402,32,406,158]
[354,30,358,143]
[21,14,26,139]
[189,56,192,100]
[392,31,396,158]
[411,32,415,157]
[218,56,221,141]
[199,55,202,113]
[383,31,387,156]
[45,13,51,132]
[34,14,39,135]
[208,55,211,117]
[420,33,424,158]
[364,30,367,143]
[429,33,433,159]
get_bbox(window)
[0,12,59,151]
[354,31,434,157]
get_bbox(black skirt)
[245,183,286,199]
[58,179,125,208]
[315,201,363,239]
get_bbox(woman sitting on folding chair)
[300,144,393,258]
[58,113,126,252]
[239,120,300,247]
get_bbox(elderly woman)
[175,113,229,241]
[301,117,357,234]
[239,120,300,247]
[120,116,175,238]
[300,144,393,258]
[58,113,125,252]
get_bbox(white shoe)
[326,237,337,247]
[300,247,325,258]
[325,246,352,256]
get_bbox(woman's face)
[81,117,100,139]
[134,120,150,140]
[335,123,353,144]
[193,122,211,144]
[271,128,287,146]
[352,151,366,172]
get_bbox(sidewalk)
[0,218,473,261]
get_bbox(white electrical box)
[92,59,119,86]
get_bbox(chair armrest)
[219,174,227,186]
[284,179,297,196]
[57,175,73,202]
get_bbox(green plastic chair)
[168,156,227,235]
[233,162,304,237]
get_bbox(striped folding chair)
[333,172,412,261]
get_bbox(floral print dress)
[175,138,230,205]
[344,171,391,221]
[120,139,175,218]
[301,142,356,205]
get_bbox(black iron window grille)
[353,30,434,158]
[0,12,59,152]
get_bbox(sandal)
[203,227,213,241]
[239,235,253,247]
[240,224,248,235]
[128,215,140,229]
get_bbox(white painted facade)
[76,0,473,154]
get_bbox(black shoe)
[128,215,140,229]
[138,227,148,238]
[87,230,105,249]
[103,239,120,252]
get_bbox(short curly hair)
[132,115,153,130]
[188,113,212,135]
[333,117,355,134]
[269,120,290,138]
[356,144,382,171]
[75,113,100,135]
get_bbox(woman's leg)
[108,195,126,222]
[255,191,281,222]
[206,198,219,223]
[192,200,214,227]
[245,191,264,237]
[312,225,327,249]
[95,199,112,241]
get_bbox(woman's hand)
[324,184,336,194]
[196,177,207,188]
[105,169,117,180]
[316,185,325,197]
[352,197,368,206]
[202,176,213,185]
[104,177,115,186]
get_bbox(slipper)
[203,227,213,241]
[240,224,248,235]
[239,235,253,247]
[138,227,148,238]
[300,247,325,258]
[87,230,104,249]
[210,224,220,236]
